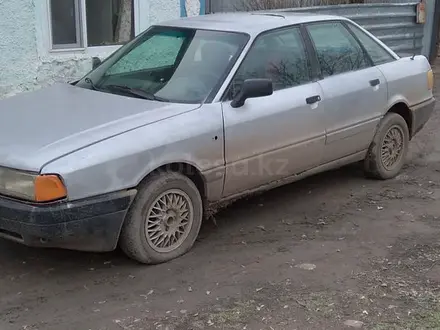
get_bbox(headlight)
[0,167,67,202]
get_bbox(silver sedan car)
[0,12,435,264]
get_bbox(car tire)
[364,112,410,180]
[120,171,203,264]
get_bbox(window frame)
[302,20,375,80]
[49,0,83,49]
[344,21,398,66]
[44,0,142,53]
[220,23,318,102]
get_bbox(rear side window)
[347,23,396,65]
[307,22,369,77]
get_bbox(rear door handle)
[370,79,380,87]
[306,95,321,104]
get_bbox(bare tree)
[234,0,364,11]
[115,0,133,43]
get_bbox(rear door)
[304,21,388,164]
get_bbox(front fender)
[42,104,225,201]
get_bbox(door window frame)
[220,23,320,102]
[302,19,375,80]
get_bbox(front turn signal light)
[35,175,67,202]
[428,69,434,90]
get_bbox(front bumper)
[411,97,436,137]
[0,190,136,252]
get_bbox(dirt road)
[2,76,440,330]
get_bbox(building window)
[50,0,82,48]
[49,0,135,49]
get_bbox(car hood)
[0,83,199,172]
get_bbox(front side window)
[307,22,369,77]
[78,27,249,103]
[347,23,396,66]
[50,0,135,49]
[230,26,311,97]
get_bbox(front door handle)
[306,95,321,104]
[370,79,380,87]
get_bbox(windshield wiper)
[84,77,100,91]
[104,84,169,102]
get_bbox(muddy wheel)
[364,112,409,180]
[120,171,203,264]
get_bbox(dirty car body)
[0,12,435,262]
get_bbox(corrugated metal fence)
[207,0,414,12]
[206,1,423,57]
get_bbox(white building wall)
[0,0,40,98]
[0,0,203,99]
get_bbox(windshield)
[77,26,249,103]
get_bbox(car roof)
[159,12,344,36]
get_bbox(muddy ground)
[2,74,440,330]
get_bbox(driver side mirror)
[231,78,273,108]
[92,56,102,70]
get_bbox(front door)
[305,21,388,163]
[221,26,326,197]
